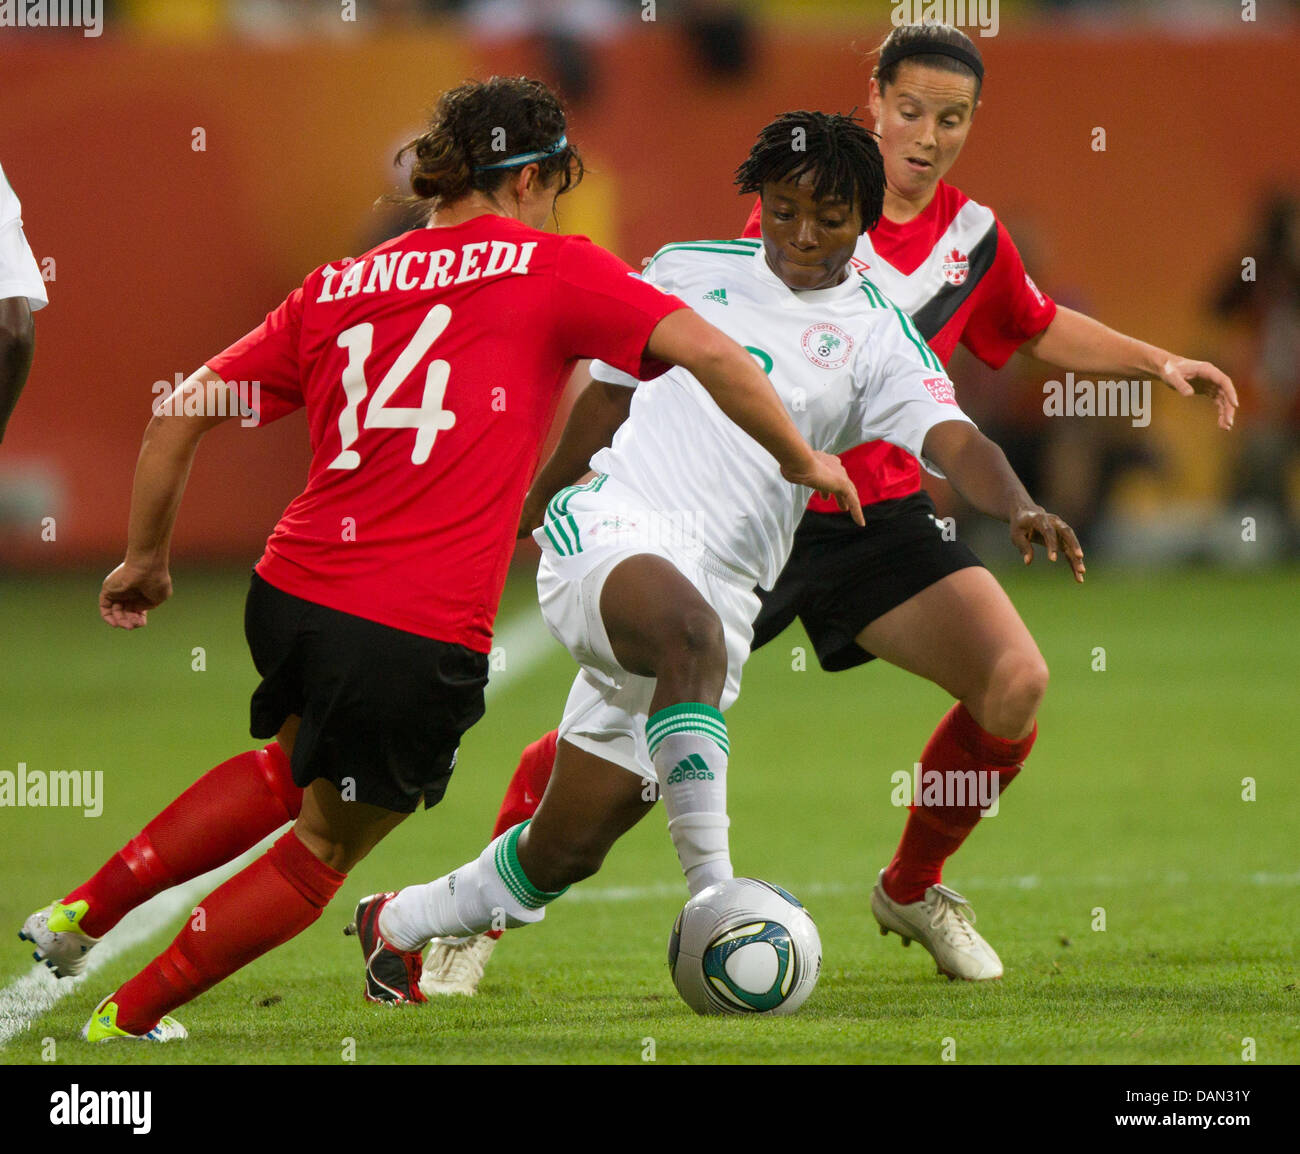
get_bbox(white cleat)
[419,933,498,997]
[19,900,99,979]
[870,871,1003,981]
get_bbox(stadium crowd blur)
[43,1,1300,58]
[1,0,1297,565]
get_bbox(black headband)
[879,36,984,83]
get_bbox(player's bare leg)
[420,731,557,996]
[380,552,736,956]
[858,566,1046,740]
[856,566,1045,979]
[514,739,657,891]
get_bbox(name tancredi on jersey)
[317,240,539,303]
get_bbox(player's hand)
[1157,356,1237,431]
[782,451,864,526]
[1010,506,1085,583]
[517,490,547,539]
[99,561,172,629]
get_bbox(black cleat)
[350,893,427,1005]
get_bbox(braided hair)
[734,110,885,233]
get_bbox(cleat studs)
[879,925,889,937]
[901,937,911,947]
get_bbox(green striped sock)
[646,702,729,760]
[493,821,568,912]
[647,704,733,895]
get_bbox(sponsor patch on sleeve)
[922,376,958,405]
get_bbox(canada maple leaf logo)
[942,248,970,286]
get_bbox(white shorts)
[534,475,760,782]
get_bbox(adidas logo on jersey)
[702,288,728,305]
[665,753,714,785]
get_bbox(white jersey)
[0,163,47,311]
[589,238,973,589]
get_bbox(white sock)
[646,703,734,896]
[379,822,566,951]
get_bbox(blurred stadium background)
[1,0,1298,570]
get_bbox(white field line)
[0,605,560,1049]
[0,838,275,1048]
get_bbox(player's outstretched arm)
[646,309,864,525]
[1024,305,1237,431]
[517,367,633,537]
[0,295,35,444]
[922,420,1085,583]
[100,368,241,630]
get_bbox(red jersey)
[206,215,686,651]
[743,180,1055,508]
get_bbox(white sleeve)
[842,309,974,477]
[590,248,679,389]
[0,221,47,311]
[0,166,48,311]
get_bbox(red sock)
[64,744,301,938]
[491,730,558,838]
[484,730,558,939]
[113,829,344,1035]
[881,704,1036,906]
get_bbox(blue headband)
[475,134,569,171]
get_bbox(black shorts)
[751,491,983,672]
[244,573,488,814]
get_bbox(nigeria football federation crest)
[800,322,853,370]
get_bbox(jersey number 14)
[328,304,457,470]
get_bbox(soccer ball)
[667,877,822,1015]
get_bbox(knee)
[292,822,362,874]
[979,649,1049,738]
[678,605,725,657]
[659,606,726,681]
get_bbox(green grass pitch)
[0,564,1296,1065]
